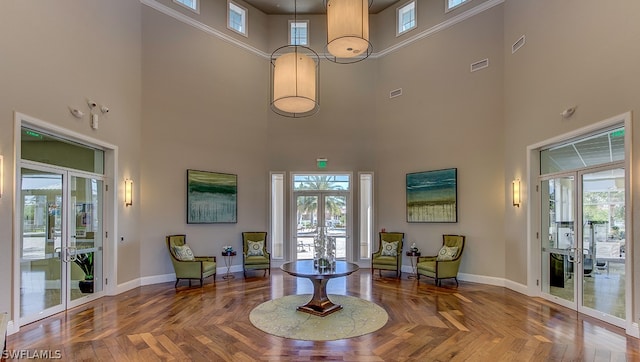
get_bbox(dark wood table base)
[296,278,342,316]
[281,260,360,317]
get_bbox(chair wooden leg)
[175,279,180,288]
[263,269,267,277]
[455,277,458,286]
[188,280,192,287]
[200,278,204,287]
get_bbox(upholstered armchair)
[242,232,270,278]
[371,232,404,278]
[166,234,216,287]
[417,234,465,286]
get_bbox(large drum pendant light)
[325,0,373,64]
[270,46,319,117]
[270,1,320,118]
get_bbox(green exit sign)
[611,129,624,138]
[317,158,327,169]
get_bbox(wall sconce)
[124,179,133,207]
[512,179,521,207]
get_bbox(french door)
[20,163,104,325]
[540,164,626,326]
[294,192,348,261]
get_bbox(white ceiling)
[242,0,402,15]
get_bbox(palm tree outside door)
[293,175,350,261]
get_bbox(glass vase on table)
[314,227,336,270]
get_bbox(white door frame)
[12,112,118,331]
[289,172,353,263]
[526,111,636,337]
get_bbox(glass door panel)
[20,168,65,320]
[540,176,576,303]
[324,195,347,259]
[580,168,625,319]
[20,168,105,323]
[296,195,318,260]
[70,175,103,302]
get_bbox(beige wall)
[0,0,142,316]
[503,0,640,322]
[374,5,505,277]
[137,0,505,280]
[140,6,270,277]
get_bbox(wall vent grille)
[470,58,489,72]
[389,88,403,98]
[512,35,526,54]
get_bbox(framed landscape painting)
[187,169,237,224]
[406,168,457,223]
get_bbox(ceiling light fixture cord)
[269,0,320,118]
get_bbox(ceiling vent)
[470,58,489,72]
[389,88,403,99]
[512,35,526,54]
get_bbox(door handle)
[67,246,78,262]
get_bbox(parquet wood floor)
[6,268,640,361]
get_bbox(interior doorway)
[19,165,105,325]
[14,115,116,328]
[536,123,629,328]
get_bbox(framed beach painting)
[187,169,237,224]
[406,168,457,223]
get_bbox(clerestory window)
[446,0,471,12]
[228,1,248,37]
[173,0,199,13]
[397,1,416,36]
[290,20,309,46]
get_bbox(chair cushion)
[247,240,265,256]
[245,255,269,265]
[437,246,458,261]
[380,240,399,256]
[202,261,216,273]
[372,255,397,266]
[173,244,195,261]
[417,260,436,273]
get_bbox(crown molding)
[140,0,270,58]
[141,0,504,60]
[372,0,504,58]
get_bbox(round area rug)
[249,294,388,341]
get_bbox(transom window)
[228,1,248,37]
[397,1,416,36]
[173,0,199,13]
[446,0,470,12]
[540,127,625,174]
[289,20,309,46]
[293,174,350,191]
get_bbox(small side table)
[221,250,237,280]
[406,251,421,279]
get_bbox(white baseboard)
[628,322,640,338]
[400,268,529,296]
[118,266,244,293]
[114,277,141,295]
[7,320,18,336]
[504,279,530,296]
[140,273,175,286]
